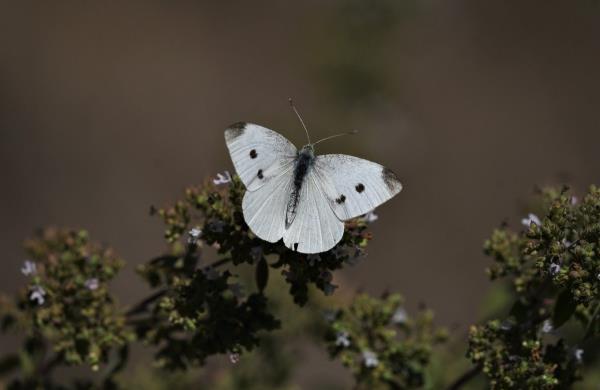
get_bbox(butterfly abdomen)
[285,146,315,229]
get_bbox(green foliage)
[19,229,129,369]
[325,293,447,389]
[469,186,600,389]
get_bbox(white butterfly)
[224,107,402,254]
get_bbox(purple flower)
[29,285,46,305]
[362,350,379,368]
[521,213,541,227]
[549,263,561,276]
[85,278,99,290]
[21,260,37,276]
[213,171,232,185]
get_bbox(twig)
[125,257,232,317]
[446,365,482,390]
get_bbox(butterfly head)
[299,144,315,158]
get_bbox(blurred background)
[1,0,600,387]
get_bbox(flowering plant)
[1,177,599,389]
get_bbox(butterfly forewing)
[225,122,297,191]
[313,154,402,221]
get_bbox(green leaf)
[255,257,269,293]
[552,289,576,328]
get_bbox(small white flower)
[521,213,541,227]
[250,246,263,262]
[229,352,240,364]
[323,310,337,322]
[85,278,99,290]
[187,227,202,245]
[549,263,561,276]
[307,254,321,266]
[597,272,600,281]
[392,307,408,324]
[362,350,379,368]
[203,267,220,280]
[323,283,337,296]
[335,331,351,348]
[29,285,46,305]
[363,210,379,223]
[541,319,553,333]
[21,260,37,276]
[229,283,244,299]
[574,348,584,363]
[571,196,578,205]
[213,171,232,185]
[500,320,514,331]
[562,238,572,248]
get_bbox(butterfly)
[224,102,402,254]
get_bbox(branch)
[125,257,232,317]
[446,364,482,390]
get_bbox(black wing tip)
[225,122,247,141]
[382,167,403,193]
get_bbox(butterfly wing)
[225,122,297,191]
[282,169,344,254]
[242,165,295,243]
[313,154,402,221]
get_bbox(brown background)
[1,0,600,385]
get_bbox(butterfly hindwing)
[313,154,402,221]
[225,122,297,191]
[242,166,295,243]
[282,169,344,254]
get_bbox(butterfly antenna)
[289,98,311,144]
[312,130,358,146]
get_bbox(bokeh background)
[1,0,600,386]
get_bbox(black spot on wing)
[335,194,346,204]
[355,183,365,193]
[382,167,402,192]
[293,243,299,251]
[250,149,257,159]
[225,122,246,141]
[257,169,264,179]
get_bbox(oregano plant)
[1,176,599,389]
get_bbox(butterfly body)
[287,145,315,228]
[225,122,402,254]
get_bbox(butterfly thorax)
[285,145,315,229]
